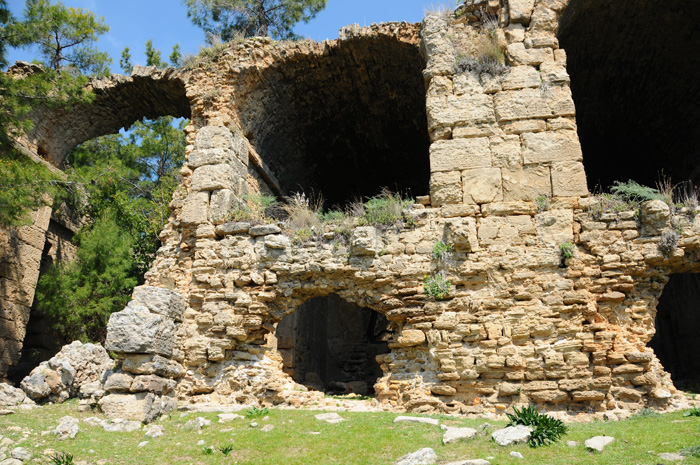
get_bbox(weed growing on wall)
[559,242,574,267]
[454,9,507,76]
[424,271,452,300]
[229,192,279,222]
[535,195,550,212]
[357,190,414,230]
[658,230,679,256]
[431,240,453,263]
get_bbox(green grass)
[2,402,700,464]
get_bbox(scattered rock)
[510,451,524,459]
[218,413,243,423]
[261,424,275,432]
[394,416,439,426]
[10,447,32,461]
[566,440,579,447]
[443,460,490,465]
[442,427,477,444]
[491,425,533,446]
[395,447,438,465]
[184,417,211,431]
[54,416,80,440]
[0,384,30,407]
[145,425,164,438]
[657,452,684,461]
[584,436,614,452]
[1,458,23,465]
[315,412,345,424]
[101,419,142,433]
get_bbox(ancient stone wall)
[5,0,700,419]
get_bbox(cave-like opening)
[238,36,430,208]
[649,273,700,392]
[275,294,391,395]
[558,0,700,191]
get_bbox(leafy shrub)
[684,407,700,417]
[50,452,74,465]
[219,444,235,456]
[610,180,663,205]
[202,446,214,455]
[358,190,413,229]
[559,242,574,260]
[632,407,660,418]
[431,240,453,262]
[424,272,452,300]
[658,230,679,256]
[535,195,549,212]
[681,444,700,458]
[245,406,269,418]
[506,405,568,448]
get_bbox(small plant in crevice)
[535,195,550,212]
[424,271,452,300]
[283,191,323,244]
[506,405,568,448]
[219,444,235,456]
[228,192,279,222]
[454,9,507,76]
[245,406,269,418]
[50,452,74,465]
[356,189,414,230]
[559,241,574,267]
[658,229,680,256]
[431,240,453,264]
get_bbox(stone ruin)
[2,0,700,421]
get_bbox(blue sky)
[5,0,439,73]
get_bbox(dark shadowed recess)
[238,36,430,208]
[650,273,700,393]
[275,294,391,395]
[558,0,700,191]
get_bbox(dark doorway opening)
[275,294,391,395]
[650,273,700,392]
[558,0,700,191]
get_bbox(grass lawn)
[1,401,700,464]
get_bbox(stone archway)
[273,294,392,396]
[557,0,700,190]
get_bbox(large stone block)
[105,305,176,356]
[132,286,186,322]
[430,138,491,173]
[351,227,382,256]
[501,65,541,90]
[551,161,588,197]
[506,43,553,66]
[427,94,496,132]
[462,168,502,204]
[190,164,235,191]
[508,0,535,24]
[430,171,463,206]
[536,209,574,245]
[209,189,238,225]
[194,125,234,151]
[180,191,210,225]
[494,88,552,121]
[522,130,582,164]
[99,392,177,423]
[501,165,552,201]
[443,218,480,252]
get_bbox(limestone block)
[494,88,552,122]
[536,209,573,245]
[430,171,463,206]
[508,0,535,24]
[540,61,570,84]
[522,131,582,164]
[105,304,176,356]
[501,66,541,90]
[98,392,177,423]
[190,164,235,192]
[430,138,491,173]
[194,125,234,151]
[427,94,496,132]
[506,43,553,66]
[209,189,237,225]
[104,372,134,392]
[132,286,186,322]
[544,86,576,117]
[443,218,480,252]
[392,329,426,347]
[462,168,502,204]
[265,234,290,250]
[351,226,382,256]
[478,216,535,245]
[489,135,521,168]
[215,221,251,236]
[249,224,281,236]
[640,200,670,236]
[492,425,532,446]
[530,5,558,32]
[180,191,210,225]
[121,355,185,378]
[188,148,233,169]
[501,165,552,201]
[551,161,588,197]
[502,119,547,135]
[131,375,176,394]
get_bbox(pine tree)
[184,0,327,42]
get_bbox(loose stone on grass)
[394,416,439,426]
[218,413,243,423]
[315,412,345,424]
[442,427,478,444]
[444,461,491,465]
[584,436,615,452]
[184,417,211,431]
[491,425,532,446]
[395,447,438,465]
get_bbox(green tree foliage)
[36,210,137,343]
[119,46,132,74]
[184,0,327,42]
[0,0,110,227]
[145,38,166,67]
[169,43,182,67]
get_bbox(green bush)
[358,191,413,229]
[245,406,269,418]
[559,242,574,260]
[506,405,568,448]
[229,192,279,221]
[219,444,235,456]
[684,407,700,417]
[50,452,74,465]
[424,272,452,300]
[681,444,700,458]
[610,180,663,205]
[431,240,453,262]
